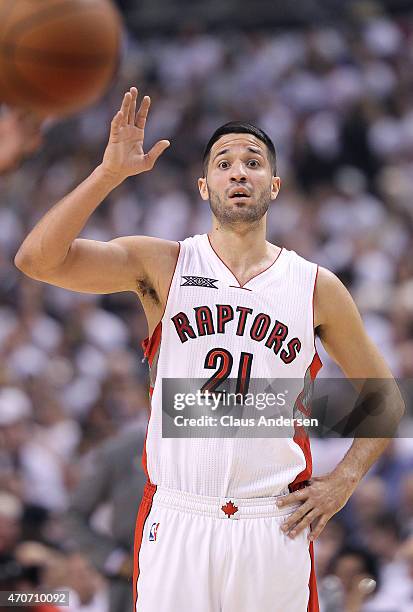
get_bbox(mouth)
[228,188,251,199]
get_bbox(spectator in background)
[399,473,413,534]
[14,540,67,595]
[370,441,413,513]
[0,535,62,612]
[0,386,79,513]
[396,536,413,610]
[363,513,404,574]
[2,540,107,612]
[0,492,23,558]
[314,519,347,585]
[64,552,109,612]
[320,545,379,612]
[0,107,43,174]
[65,422,147,612]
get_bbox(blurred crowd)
[1,5,413,611]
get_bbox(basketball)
[0,0,122,117]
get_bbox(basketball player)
[15,88,404,611]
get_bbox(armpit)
[136,278,160,304]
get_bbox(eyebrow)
[212,146,265,161]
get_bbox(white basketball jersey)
[142,233,322,498]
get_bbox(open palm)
[102,87,170,183]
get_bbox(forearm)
[331,379,405,489]
[15,165,119,273]
[331,437,390,490]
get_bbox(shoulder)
[315,266,344,293]
[113,235,180,289]
[314,266,356,329]
[284,248,318,272]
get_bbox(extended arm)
[278,267,404,540]
[14,89,177,329]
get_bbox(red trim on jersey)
[310,352,322,379]
[141,241,181,361]
[289,424,312,490]
[141,410,151,480]
[133,482,157,611]
[229,285,253,291]
[290,348,322,609]
[140,241,180,480]
[207,234,283,288]
[142,321,162,366]
[289,352,322,491]
[141,323,162,480]
[289,261,323,488]
[307,541,319,611]
[312,265,323,367]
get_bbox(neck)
[208,218,280,277]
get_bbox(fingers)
[119,91,132,125]
[281,502,311,534]
[286,509,319,539]
[110,110,123,138]
[277,489,307,508]
[135,96,151,131]
[111,87,137,135]
[144,139,170,170]
[109,89,170,171]
[111,88,147,135]
[308,515,329,541]
[128,87,138,125]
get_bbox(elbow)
[391,389,406,435]
[14,249,43,279]
[14,249,31,272]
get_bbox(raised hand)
[101,87,170,185]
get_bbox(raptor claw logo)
[221,500,238,518]
[181,276,218,289]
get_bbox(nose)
[229,161,248,182]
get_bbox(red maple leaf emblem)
[221,500,238,517]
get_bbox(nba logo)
[149,522,160,542]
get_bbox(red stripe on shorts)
[307,541,319,611]
[133,482,157,611]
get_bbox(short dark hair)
[329,545,379,586]
[202,121,277,176]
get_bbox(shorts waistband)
[145,483,299,519]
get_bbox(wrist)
[330,462,361,492]
[93,164,125,191]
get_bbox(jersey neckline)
[203,233,286,289]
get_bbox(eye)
[218,160,230,169]
[247,159,259,168]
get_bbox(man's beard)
[208,185,271,226]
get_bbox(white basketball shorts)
[133,483,319,612]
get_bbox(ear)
[271,176,281,200]
[198,177,209,201]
